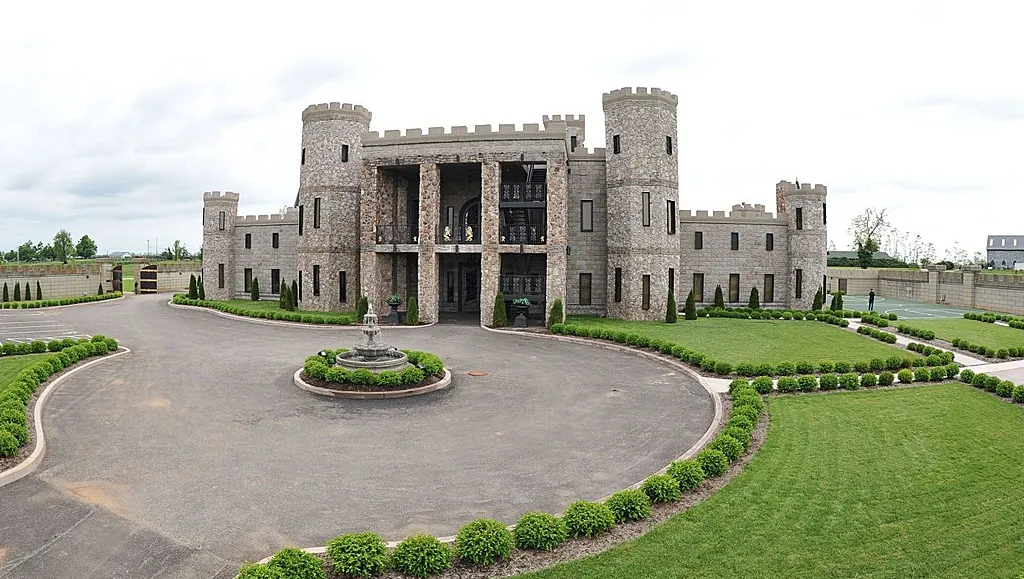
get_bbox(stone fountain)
[335,303,410,373]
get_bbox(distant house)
[108,251,134,260]
[986,236,1024,269]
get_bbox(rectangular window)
[823,203,827,225]
[244,268,252,293]
[570,135,577,152]
[614,267,622,303]
[641,192,651,226]
[612,135,621,154]
[218,211,225,231]
[796,207,803,230]
[668,267,675,296]
[731,232,739,250]
[218,264,225,289]
[341,144,349,162]
[313,265,320,296]
[313,197,321,229]
[579,273,592,305]
[298,205,304,235]
[796,268,803,299]
[301,148,306,165]
[446,206,455,229]
[298,271,303,301]
[271,269,280,294]
[339,271,347,303]
[695,231,703,250]
[729,274,740,303]
[641,275,650,310]
[666,136,673,155]
[766,232,774,251]
[446,271,455,302]
[764,274,774,303]
[693,273,704,302]
[580,200,594,232]
[272,232,279,248]
[244,233,251,249]
[666,200,676,234]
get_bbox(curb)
[167,300,436,331]
[0,346,132,488]
[0,295,125,312]
[293,368,452,399]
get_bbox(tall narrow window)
[218,264,225,289]
[729,274,740,302]
[795,268,803,299]
[570,135,577,152]
[298,205,304,235]
[823,203,827,225]
[580,200,594,232]
[301,148,306,165]
[666,200,676,234]
[313,265,320,296]
[218,211,225,231]
[339,271,347,303]
[272,232,279,248]
[612,135,621,154]
[271,269,280,294]
[313,197,321,229]
[666,136,673,155]
[244,233,251,249]
[641,192,651,226]
[668,268,675,296]
[695,231,703,250]
[764,274,775,303]
[641,275,651,310]
[446,271,455,302]
[446,206,455,229]
[579,273,592,305]
[341,144,349,162]
[796,207,803,230]
[614,267,622,303]
[298,271,303,301]
[244,268,252,293]
[766,232,774,251]
[693,273,704,302]
[731,232,739,250]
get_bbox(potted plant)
[386,294,403,324]
[511,297,531,328]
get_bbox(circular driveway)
[0,295,715,578]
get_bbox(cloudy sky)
[1,0,1020,260]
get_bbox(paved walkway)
[846,321,986,366]
[0,295,714,579]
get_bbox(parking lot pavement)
[0,310,91,344]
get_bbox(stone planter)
[511,305,529,328]
[386,303,401,325]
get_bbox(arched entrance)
[459,197,480,243]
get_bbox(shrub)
[641,474,681,503]
[711,435,744,462]
[819,374,839,391]
[188,274,198,299]
[197,278,205,300]
[897,369,914,383]
[839,373,860,390]
[713,285,725,308]
[406,297,419,325]
[728,379,750,394]
[972,373,988,389]
[812,287,823,310]
[714,361,733,375]
[834,361,852,373]
[726,414,754,432]
[818,360,835,373]
[666,291,678,323]
[732,393,765,415]
[684,290,697,320]
[97,283,104,296]
[795,361,815,375]
[853,361,869,373]
[356,296,369,321]
[266,547,325,579]
[959,368,976,383]
[0,407,27,430]
[605,489,652,523]
[547,299,564,330]
[986,375,1001,393]
[723,426,752,450]
[777,376,799,393]
[877,371,894,386]
[455,518,514,566]
[755,363,774,377]
[667,459,705,491]
[1013,385,1024,403]
[996,380,1015,398]
[797,375,818,392]
[860,372,878,387]
[391,535,453,578]
[888,312,898,320]
[774,361,795,376]
[752,376,774,394]
[492,293,507,327]
[235,563,282,579]
[514,512,567,551]
[736,362,756,377]
[326,532,388,577]
[562,500,616,538]
[695,448,729,478]
[748,287,760,310]
[0,428,20,456]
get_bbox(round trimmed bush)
[853,361,869,373]
[839,373,860,390]
[0,396,24,414]
[714,361,733,375]
[735,362,756,377]
[775,361,796,376]
[960,369,976,383]
[869,358,885,371]
[2,422,28,446]
[878,371,895,386]
[752,376,774,394]
[711,434,744,462]
[732,392,765,413]
[325,532,388,577]
[728,379,751,394]
[455,518,514,566]
[236,563,283,579]
[0,408,27,429]
[834,361,852,373]
[731,404,761,425]
[986,375,1001,393]
[726,414,755,432]
[897,369,914,384]
[391,535,453,578]
[641,474,681,503]
[818,360,835,373]
[944,364,960,379]
[755,363,774,377]
[860,373,878,387]
[562,500,616,538]
[818,374,839,391]
[777,376,799,393]
[605,489,652,523]
[722,426,752,450]
[795,361,815,375]
[266,547,325,579]
[695,448,729,478]
[797,375,818,392]
[514,512,567,551]
[996,380,1015,398]
[0,429,19,457]
[1013,385,1024,403]
[666,459,705,491]
[972,373,988,389]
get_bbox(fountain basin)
[335,349,410,374]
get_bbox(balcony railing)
[500,274,546,296]
[500,182,546,204]
[439,224,481,244]
[376,224,419,244]
[500,224,546,245]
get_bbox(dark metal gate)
[111,265,122,293]
[140,265,158,293]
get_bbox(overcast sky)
[1,0,1020,260]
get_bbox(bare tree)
[847,208,891,249]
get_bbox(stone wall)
[230,211,298,299]
[566,149,608,316]
[778,182,828,310]
[0,263,112,299]
[201,191,239,300]
[826,267,881,296]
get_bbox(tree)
[250,277,260,301]
[2,282,7,302]
[748,287,759,310]
[160,247,173,261]
[830,291,844,312]
[75,235,98,259]
[188,274,198,299]
[53,229,74,263]
[848,208,890,250]
[812,287,823,310]
[16,240,37,262]
[684,290,697,320]
[172,240,186,261]
[406,297,419,325]
[665,291,678,323]
[356,295,369,320]
[197,277,205,300]
[856,238,879,269]
[492,292,507,327]
[713,285,725,309]
[279,283,288,309]
[547,298,564,330]
[98,283,104,295]
[13,283,20,301]
[36,281,41,300]
[24,282,31,301]
[291,280,299,309]
[39,243,55,261]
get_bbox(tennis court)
[838,295,991,320]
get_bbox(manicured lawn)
[903,318,1024,350]
[121,263,134,293]
[0,354,51,389]
[519,384,1024,578]
[565,316,912,365]
[217,299,357,323]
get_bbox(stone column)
[417,163,440,323]
[479,161,501,326]
[964,265,979,308]
[545,155,569,324]
[358,165,380,308]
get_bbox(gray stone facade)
[987,235,1024,269]
[202,87,828,323]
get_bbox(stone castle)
[202,86,828,324]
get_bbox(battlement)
[730,202,769,218]
[680,206,785,224]
[236,208,299,224]
[542,114,585,125]
[602,86,678,108]
[362,121,569,146]
[302,102,373,124]
[568,147,607,160]
[776,180,827,195]
[203,190,240,202]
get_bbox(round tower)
[776,180,828,310]
[202,191,239,300]
[296,102,372,311]
[603,87,681,321]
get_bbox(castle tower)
[202,191,240,300]
[776,180,828,309]
[296,102,372,311]
[602,87,681,320]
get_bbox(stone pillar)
[359,164,381,308]
[964,265,980,308]
[417,163,440,323]
[545,155,569,323]
[479,162,501,326]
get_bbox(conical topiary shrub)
[13,283,20,301]
[250,277,260,301]
[406,296,419,325]
[356,295,369,320]
[547,298,564,330]
[492,292,507,327]
[666,291,678,323]
[748,287,759,310]
[97,283,104,295]
[685,290,697,320]
[713,285,724,308]
[291,280,299,309]
[24,282,31,301]
[812,287,823,310]
[188,274,198,299]
[197,278,205,300]
[36,281,42,300]
[2,282,8,302]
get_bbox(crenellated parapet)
[601,86,678,108]
[361,122,568,146]
[203,190,240,202]
[680,205,786,224]
[568,146,607,161]
[235,207,299,225]
[301,102,373,124]
[776,180,827,196]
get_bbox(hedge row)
[549,323,925,376]
[739,363,961,394]
[905,343,957,366]
[0,335,119,457]
[896,324,936,341]
[694,307,896,322]
[303,349,445,389]
[963,312,1005,324]
[859,314,892,328]
[0,292,122,309]
[172,294,356,325]
[0,337,91,358]
[960,369,1024,401]
[240,388,766,578]
[856,325,898,344]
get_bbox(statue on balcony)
[443,225,452,242]
[465,225,474,242]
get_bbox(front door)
[458,262,480,313]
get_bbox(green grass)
[903,318,1024,351]
[217,299,356,323]
[121,263,134,293]
[519,384,1024,578]
[0,354,51,389]
[565,316,912,365]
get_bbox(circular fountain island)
[295,303,451,399]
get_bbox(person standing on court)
[868,289,875,311]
